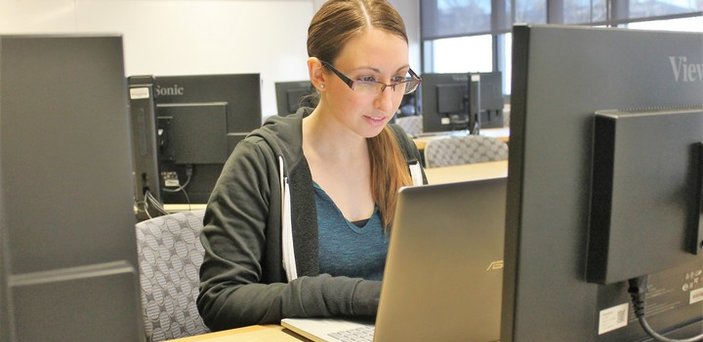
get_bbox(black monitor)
[419,73,481,134]
[156,102,229,164]
[129,73,262,213]
[502,24,703,341]
[275,80,316,116]
[475,71,505,128]
[128,76,162,216]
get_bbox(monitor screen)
[275,80,316,116]
[502,24,703,342]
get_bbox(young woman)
[197,0,424,330]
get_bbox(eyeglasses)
[321,61,421,96]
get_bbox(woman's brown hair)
[307,0,413,229]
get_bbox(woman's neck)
[302,107,367,162]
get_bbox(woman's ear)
[307,57,326,92]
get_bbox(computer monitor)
[475,71,505,128]
[129,73,262,212]
[128,76,162,217]
[1,35,144,341]
[502,24,703,341]
[275,80,316,116]
[419,73,480,134]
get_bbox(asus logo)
[155,84,185,97]
[669,56,703,82]
[486,260,504,271]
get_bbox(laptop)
[282,177,506,342]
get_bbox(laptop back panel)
[374,178,506,342]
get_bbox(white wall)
[0,0,315,117]
[393,0,422,70]
[0,0,421,118]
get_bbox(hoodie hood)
[248,107,311,176]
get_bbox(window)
[563,0,608,24]
[427,34,493,73]
[628,0,703,20]
[421,0,703,95]
[515,0,547,23]
[625,15,703,31]
[422,0,493,39]
[499,33,512,95]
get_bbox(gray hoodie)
[197,107,425,331]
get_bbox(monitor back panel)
[0,35,143,341]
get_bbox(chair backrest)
[135,210,209,341]
[395,115,423,137]
[424,135,508,168]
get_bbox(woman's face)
[322,27,410,138]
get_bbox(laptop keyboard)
[328,325,375,342]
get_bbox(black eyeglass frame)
[320,60,422,95]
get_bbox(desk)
[425,160,508,184]
[479,127,510,142]
[167,325,301,342]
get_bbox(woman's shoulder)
[228,110,306,170]
[387,123,414,146]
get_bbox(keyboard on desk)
[328,325,375,342]
[281,318,375,342]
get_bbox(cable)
[161,165,193,211]
[135,199,152,219]
[146,191,168,213]
[162,165,193,193]
[181,186,192,211]
[134,189,169,220]
[628,277,703,342]
[144,190,169,217]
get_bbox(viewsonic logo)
[669,56,703,82]
[155,84,185,96]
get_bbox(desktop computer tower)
[0,35,144,341]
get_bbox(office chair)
[423,135,508,168]
[135,210,209,341]
[395,115,423,137]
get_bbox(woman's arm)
[197,138,381,330]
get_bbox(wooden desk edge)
[166,325,288,341]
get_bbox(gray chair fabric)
[424,135,508,168]
[135,210,209,341]
[395,115,423,137]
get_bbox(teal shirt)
[313,183,388,280]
